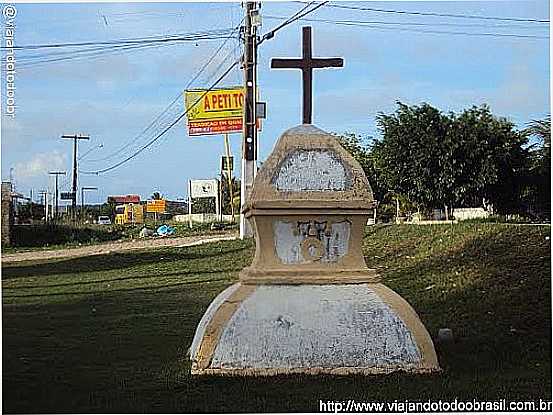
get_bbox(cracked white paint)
[210,284,421,370]
[189,283,240,358]
[273,220,350,264]
[272,150,351,191]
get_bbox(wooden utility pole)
[188,179,193,229]
[29,189,33,219]
[240,1,259,239]
[81,186,97,221]
[48,171,66,220]
[223,134,235,222]
[61,134,90,221]
[39,190,48,221]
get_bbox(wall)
[173,213,235,223]
[453,207,490,221]
[1,182,13,246]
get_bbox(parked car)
[97,216,112,225]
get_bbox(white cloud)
[14,150,67,180]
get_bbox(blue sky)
[1,1,550,205]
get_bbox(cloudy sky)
[1,1,549,205]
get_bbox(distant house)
[107,194,140,204]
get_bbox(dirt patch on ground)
[1,232,239,263]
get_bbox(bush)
[11,224,123,248]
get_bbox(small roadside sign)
[221,155,234,172]
[146,199,166,213]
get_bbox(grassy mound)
[2,223,550,412]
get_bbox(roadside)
[1,232,238,263]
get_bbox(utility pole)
[48,171,66,221]
[61,134,90,221]
[223,134,235,223]
[29,189,33,219]
[39,190,48,221]
[9,167,15,192]
[240,1,260,239]
[81,186,98,221]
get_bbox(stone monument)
[189,27,439,375]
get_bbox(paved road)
[1,233,239,264]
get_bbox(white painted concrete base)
[190,283,439,375]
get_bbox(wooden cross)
[271,26,344,124]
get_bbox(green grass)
[2,223,551,413]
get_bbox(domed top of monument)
[244,124,374,212]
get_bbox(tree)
[150,192,163,200]
[521,115,551,218]
[16,202,45,223]
[373,102,528,213]
[450,105,528,213]
[373,102,453,212]
[335,133,385,200]
[220,176,241,217]
[525,115,551,151]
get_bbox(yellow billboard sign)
[184,87,262,136]
[185,87,244,121]
[146,199,166,213]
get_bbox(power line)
[104,4,233,18]
[202,42,242,86]
[259,1,328,45]
[1,28,236,50]
[16,37,209,62]
[315,2,549,23]
[15,42,184,69]
[85,93,183,164]
[6,35,238,71]
[8,31,235,68]
[264,14,549,29]
[150,42,242,153]
[185,18,243,90]
[263,15,549,40]
[85,21,243,165]
[80,59,239,175]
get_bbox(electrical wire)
[314,2,549,23]
[85,93,183,164]
[4,37,237,73]
[1,28,236,50]
[150,42,242,152]
[80,59,239,175]
[185,17,244,90]
[79,2,324,174]
[263,14,549,29]
[13,35,237,70]
[85,21,243,164]
[16,42,185,69]
[202,42,242,87]
[259,1,328,45]
[263,15,549,40]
